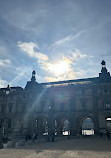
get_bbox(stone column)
[48,105,55,141]
[93,96,99,135]
[56,122,62,135]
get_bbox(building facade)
[0,60,111,137]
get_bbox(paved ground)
[0,137,111,158]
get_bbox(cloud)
[48,30,86,53]
[68,49,87,62]
[17,41,38,57]
[44,50,88,82]
[17,41,89,82]
[9,65,44,86]
[17,41,48,64]
[2,7,49,34]
[0,59,11,66]
[0,78,8,88]
[35,52,48,64]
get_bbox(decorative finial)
[32,70,36,77]
[31,70,36,82]
[7,84,10,88]
[101,60,106,67]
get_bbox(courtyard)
[0,137,111,158]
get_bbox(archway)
[42,118,48,135]
[82,118,94,135]
[33,118,48,136]
[55,116,70,135]
[62,119,70,135]
[106,117,111,132]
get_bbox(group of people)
[100,131,110,140]
[25,133,38,142]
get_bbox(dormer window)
[104,87,108,93]
[105,104,111,110]
[104,99,111,110]
[60,102,65,111]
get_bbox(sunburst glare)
[48,60,70,76]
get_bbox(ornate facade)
[0,60,111,137]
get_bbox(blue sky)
[0,0,111,88]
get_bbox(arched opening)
[62,119,70,135]
[43,119,48,135]
[33,118,42,135]
[106,117,111,132]
[33,118,48,136]
[82,118,94,135]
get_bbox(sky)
[0,0,111,88]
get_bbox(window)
[9,105,12,113]
[82,100,86,111]
[105,104,111,110]
[60,102,64,111]
[1,105,5,113]
[8,119,11,128]
[103,87,108,93]
[22,104,26,112]
[23,94,26,99]
[81,89,85,95]
[104,99,111,110]
[3,96,6,101]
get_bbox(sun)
[48,60,69,76]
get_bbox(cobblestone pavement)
[0,137,111,158]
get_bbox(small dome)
[101,60,106,66]
[32,70,36,75]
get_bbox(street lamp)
[48,105,55,142]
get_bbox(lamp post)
[48,105,55,142]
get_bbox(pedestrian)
[107,132,110,140]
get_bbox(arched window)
[8,119,11,129]
[63,119,70,135]
[82,100,86,111]
[82,118,94,135]
[106,117,111,131]
[104,99,111,110]
[60,102,65,111]
[9,104,12,113]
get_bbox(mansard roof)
[0,86,23,93]
[25,60,111,89]
[1,61,111,90]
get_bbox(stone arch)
[32,116,48,136]
[77,115,95,135]
[105,116,111,132]
[55,115,70,135]
[13,118,23,134]
[62,119,70,135]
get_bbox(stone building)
[0,60,111,137]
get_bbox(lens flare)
[48,60,69,76]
